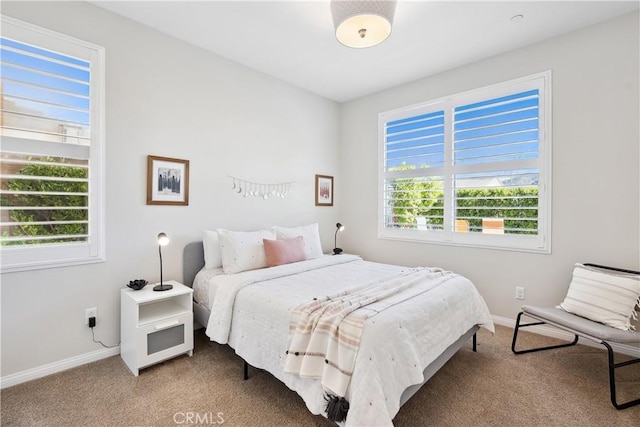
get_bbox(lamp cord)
[90,326,120,349]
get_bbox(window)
[379,72,551,253]
[0,16,105,272]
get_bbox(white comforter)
[204,255,494,426]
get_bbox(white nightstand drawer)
[136,312,193,369]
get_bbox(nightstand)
[120,280,193,376]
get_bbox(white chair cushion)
[559,263,640,331]
[523,305,640,343]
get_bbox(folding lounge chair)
[511,263,640,410]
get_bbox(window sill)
[0,256,106,274]
[377,231,551,255]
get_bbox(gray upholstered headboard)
[183,241,205,288]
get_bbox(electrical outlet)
[515,287,525,300]
[85,307,97,325]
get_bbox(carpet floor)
[1,325,638,426]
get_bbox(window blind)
[452,90,540,236]
[379,72,551,253]
[383,111,445,230]
[1,36,91,246]
[0,16,105,271]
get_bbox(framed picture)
[315,174,333,206]
[147,155,190,206]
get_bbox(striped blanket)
[283,267,458,397]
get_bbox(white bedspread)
[192,267,224,310]
[205,255,494,426]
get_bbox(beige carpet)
[1,325,638,427]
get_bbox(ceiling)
[91,1,639,102]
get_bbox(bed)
[183,229,494,426]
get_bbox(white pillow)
[272,223,323,259]
[202,230,222,269]
[217,229,276,274]
[559,263,640,331]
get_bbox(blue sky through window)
[384,89,539,170]
[385,111,445,169]
[453,90,539,166]
[1,38,89,68]
[1,37,90,127]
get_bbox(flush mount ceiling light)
[330,0,397,49]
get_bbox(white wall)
[338,11,639,320]
[0,1,340,378]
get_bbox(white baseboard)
[493,315,640,358]
[0,346,120,389]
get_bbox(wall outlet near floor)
[85,307,97,325]
[515,287,526,300]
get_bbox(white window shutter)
[379,72,551,253]
[0,16,106,272]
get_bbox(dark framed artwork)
[147,155,190,206]
[315,174,333,206]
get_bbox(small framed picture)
[147,155,190,206]
[315,174,334,206]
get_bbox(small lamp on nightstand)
[333,223,345,255]
[154,232,173,291]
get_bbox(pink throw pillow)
[263,236,306,267]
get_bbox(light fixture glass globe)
[331,0,397,49]
[335,14,392,48]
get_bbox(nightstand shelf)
[139,299,189,325]
[121,280,193,376]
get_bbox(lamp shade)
[330,0,397,48]
[158,232,170,246]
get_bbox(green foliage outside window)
[387,164,443,228]
[455,187,538,234]
[1,158,88,245]
[387,164,538,233]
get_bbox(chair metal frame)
[511,263,640,410]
